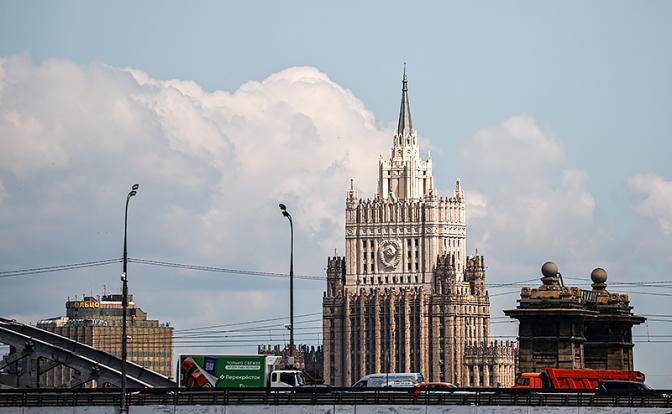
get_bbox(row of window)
[360,274,424,284]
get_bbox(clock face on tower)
[379,239,401,271]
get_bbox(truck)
[179,354,306,388]
[514,368,645,390]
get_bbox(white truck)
[179,354,305,388]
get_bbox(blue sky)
[1,1,671,386]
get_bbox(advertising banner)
[179,355,266,388]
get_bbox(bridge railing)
[0,387,670,408]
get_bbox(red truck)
[514,369,645,390]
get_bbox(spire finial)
[397,63,413,136]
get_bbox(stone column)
[458,314,467,386]
[431,302,441,381]
[344,295,352,386]
[323,311,332,385]
[404,291,411,372]
[373,238,379,274]
[406,234,415,273]
[483,364,490,387]
[389,293,397,373]
[348,237,357,277]
[374,293,382,373]
[357,239,363,276]
[477,315,483,343]
[444,308,453,383]
[359,295,367,380]
[419,291,428,378]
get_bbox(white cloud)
[466,115,564,181]
[628,173,672,235]
[461,115,597,276]
[0,55,389,334]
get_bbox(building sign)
[66,300,100,309]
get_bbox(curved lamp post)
[121,184,139,413]
[278,203,294,367]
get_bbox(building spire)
[396,63,413,136]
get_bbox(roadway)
[0,387,670,408]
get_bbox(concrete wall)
[0,406,671,414]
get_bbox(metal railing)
[0,387,670,408]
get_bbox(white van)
[352,373,424,388]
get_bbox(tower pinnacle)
[396,63,413,136]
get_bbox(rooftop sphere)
[541,261,559,278]
[591,268,608,284]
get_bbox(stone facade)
[322,67,516,387]
[505,262,645,373]
[464,341,517,387]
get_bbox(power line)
[128,258,325,281]
[175,312,323,333]
[0,259,121,279]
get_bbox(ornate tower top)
[397,63,413,136]
[377,65,435,201]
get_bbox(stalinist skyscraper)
[322,66,516,387]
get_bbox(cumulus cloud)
[0,55,389,337]
[460,115,597,276]
[628,173,672,235]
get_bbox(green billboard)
[179,355,266,388]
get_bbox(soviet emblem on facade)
[379,239,401,270]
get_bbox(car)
[411,382,458,395]
[598,380,651,392]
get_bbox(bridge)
[0,387,671,413]
[0,317,175,389]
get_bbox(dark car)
[598,380,651,392]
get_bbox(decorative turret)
[434,253,458,294]
[465,256,486,295]
[326,256,346,298]
[346,178,358,203]
[454,178,464,200]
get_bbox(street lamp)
[278,203,294,367]
[121,184,139,413]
